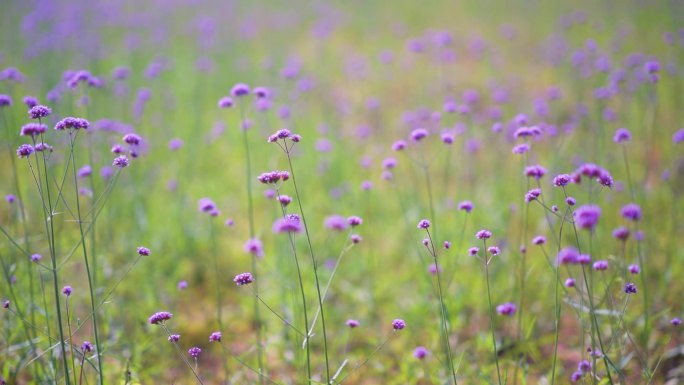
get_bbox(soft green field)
[1,1,684,384]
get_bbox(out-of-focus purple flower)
[347,216,363,227]
[325,215,348,231]
[346,319,360,328]
[168,334,180,343]
[188,347,202,358]
[218,97,233,109]
[525,165,547,179]
[671,318,682,326]
[574,205,601,231]
[123,133,142,145]
[624,282,637,294]
[553,174,571,187]
[593,260,609,271]
[392,140,407,151]
[273,216,302,233]
[177,281,188,290]
[233,272,254,286]
[673,129,684,144]
[6,194,16,204]
[23,96,39,108]
[458,201,473,213]
[20,123,47,137]
[77,165,92,178]
[512,144,529,154]
[231,83,250,97]
[0,67,24,82]
[613,226,630,240]
[417,219,431,229]
[62,286,72,296]
[0,94,12,106]
[496,302,517,316]
[613,128,631,143]
[532,236,546,245]
[137,247,151,256]
[525,188,541,203]
[209,331,222,342]
[628,264,640,274]
[476,229,492,239]
[392,319,406,330]
[410,128,429,142]
[112,155,129,168]
[413,346,429,359]
[621,203,642,221]
[55,117,89,130]
[557,247,579,265]
[565,278,576,288]
[81,341,93,353]
[243,238,264,258]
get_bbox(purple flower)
[532,236,546,245]
[253,86,270,99]
[16,144,34,158]
[123,133,142,145]
[81,341,93,353]
[0,94,12,106]
[198,198,217,213]
[2,300,9,309]
[34,142,53,153]
[231,83,250,97]
[628,264,640,274]
[621,203,642,221]
[177,281,188,290]
[77,165,92,178]
[20,123,47,136]
[278,195,292,206]
[525,165,547,179]
[578,360,591,373]
[413,346,429,359]
[624,282,637,294]
[5,194,16,204]
[351,234,362,244]
[570,370,583,382]
[574,205,601,231]
[233,272,254,286]
[324,215,348,231]
[28,105,51,119]
[23,96,39,108]
[443,241,451,249]
[55,117,90,130]
[30,254,41,262]
[577,254,591,265]
[168,334,180,343]
[137,247,151,256]
[243,238,264,258]
[417,219,431,229]
[346,319,360,328]
[392,318,406,330]
[391,140,407,151]
[612,226,630,240]
[468,247,479,256]
[188,347,202,358]
[496,302,517,316]
[593,260,609,271]
[148,311,173,325]
[524,188,541,203]
[512,144,530,154]
[557,247,579,265]
[565,197,576,206]
[62,286,72,296]
[671,318,682,326]
[410,128,429,142]
[273,216,302,233]
[218,97,234,108]
[476,229,492,239]
[673,129,684,144]
[458,201,474,213]
[488,246,500,255]
[565,278,576,288]
[209,331,222,342]
[382,157,397,170]
[112,155,129,168]
[347,216,363,227]
[553,174,571,187]
[169,138,183,151]
[613,128,631,143]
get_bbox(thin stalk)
[65,297,79,385]
[483,241,502,385]
[68,131,104,385]
[161,325,205,385]
[285,144,331,384]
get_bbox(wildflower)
[111,144,126,154]
[168,334,180,343]
[673,129,684,144]
[278,195,292,206]
[671,318,682,326]
[273,216,302,233]
[413,346,429,359]
[613,226,630,240]
[613,128,631,143]
[391,140,407,151]
[243,238,264,258]
[62,286,72,296]
[347,216,363,227]
[488,246,500,255]
[81,341,93,353]
[570,371,583,382]
[188,347,202,358]
[54,117,89,130]
[198,198,217,213]
[524,188,541,203]
[410,128,429,142]
[2,300,8,309]
[468,247,479,256]
[112,155,129,168]
[137,247,151,256]
[512,144,529,154]
[325,215,348,231]
[77,165,92,178]
[532,236,546,245]
[443,241,451,249]
[624,282,638,294]
[496,302,517,316]
[351,234,362,244]
[382,157,397,170]
[123,133,142,145]
[577,254,591,265]
[148,311,173,325]
[417,219,431,229]
[392,319,406,330]
[28,105,51,119]
[34,142,53,152]
[553,174,571,187]
[458,201,474,212]
[525,165,547,179]
[218,96,233,108]
[476,229,492,239]
[565,197,576,206]
[20,123,47,136]
[30,254,41,262]
[628,264,640,274]
[209,331,222,342]
[574,205,601,231]
[16,144,34,158]
[169,138,183,150]
[578,360,591,372]
[565,278,576,288]
[557,247,579,265]
[621,203,642,221]
[233,272,254,286]
[177,281,188,290]
[231,83,250,97]
[346,319,360,328]
[0,94,12,106]
[593,260,609,271]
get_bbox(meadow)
[1,0,684,384]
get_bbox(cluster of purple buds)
[525,188,541,203]
[148,311,173,325]
[258,170,290,184]
[20,123,47,136]
[496,302,517,316]
[575,163,613,187]
[16,144,34,158]
[268,128,301,143]
[55,117,90,130]
[198,198,220,217]
[28,105,51,119]
[233,272,254,286]
[525,165,547,179]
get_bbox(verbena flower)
[346,319,360,328]
[233,272,254,286]
[28,105,51,119]
[392,319,406,330]
[574,205,601,231]
[413,346,429,359]
[496,302,517,316]
[148,311,173,325]
[188,347,202,358]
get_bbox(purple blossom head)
[218,96,233,109]
[671,318,682,326]
[410,128,429,142]
[2,300,9,309]
[382,157,397,170]
[188,347,202,358]
[351,234,362,244]
[417,219,431,229]
[278,195,292,206]
[168,334,180,343]
[392,140,407,151]
[496,302,517,316]
[30,254,41,262]
[673,129,684,144]
[62,285,72,296]
[624,282,637,294]
[574,205,601,231]
[469,247,479,256]
[177,281,188,290]
[0,67,24,82]
[324,215,348,231]
[0,94,12,106]
[532,236,546,245]
[346,319,360,328]
[233,272,254,286]
[243,238,264,258]
[23,96,39,108]
[565,278,576,288]
[55,117,90,130]
[525,165,547,180]
[123,133,142,146]
[137,247,151,256]
[577,254,591,265]
[488,246,500,256]
[81,341,93,353]
[612,226,630,240]
[16,144,34,158]
[593,260,609,271]
[6,194,16,204]
[392,318,406,330]
[148,311,173,325]
[77,165,92,178]
[525,188,541,203]
[413,346,429,360]
[476,229,492,240]
[28,105,51,119]
[209,331,222,342]
[230,83,250,97]
[34,142,53,153]
[273,216,302,233]
[565,197,576,206]
[198,198,217,213]
[443,241,451,249]
[347,216,363,227]
[621,203,642,221]
[628,264,640,274]
[441,132,455,144]
[20,123,47,137]
[512,144,530,154]
[253,86,270,99]
[557,247,579,265]
[553,174,571,187]
[169,138,183,151]
[613,128,631,143]
[458,201,473,213]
